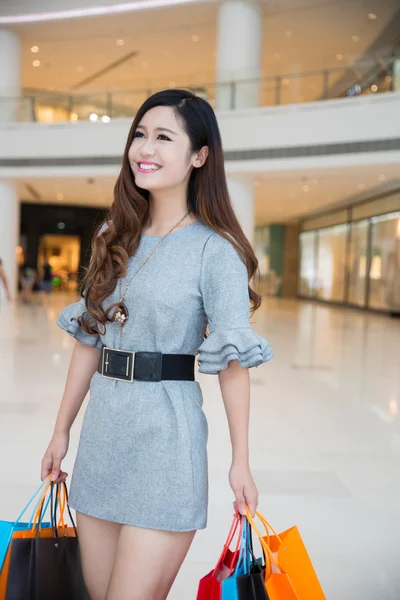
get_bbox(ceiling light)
[192,35,199,42]
[31,45,39,53]
[57,222,66,230]
[371,84,378,92]
[116,39,124,46]
[378,174,386,181]
[56,193,64,201]
[336,53,343,61]
[285,30,292,37]
[90,113,98,122]
[0,1,224,24]
[385,75,392,83]
[70,113,79,121]
[302,185,310,192]
[282,78,290,85]
[358,183,365,190]
[368,13,377,20]
[76,65,83,73]
[169,81,176,88]
[32,60,40,67]
[101,115,111,123]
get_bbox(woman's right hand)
[41,430,70,484]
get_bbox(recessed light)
[56,193,64,201]
[385,75,392,83]
[282,78,290,85]
[285,30,292,37]
[101,115,111,123]
[31,45,39,53]
[192,34,199,42]
[70,113,79,121]
[169,81,176,88]
[368,13,377,20]
[378,174,386,181]
[76,65,83,73]
[302,185,310,192]
[57,222,66,230]
[116,39,124,46]
[32,60,40,67]
[90,113,98,122]
[336,53,344,61]
[358,183,365,190]
[352,35,359,42]
[371,84,378,92]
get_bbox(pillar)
[393,59,400,92]
[227,175,255,244]
[215,0,263,110]
[0,30,21,122]
[0,181,20,298]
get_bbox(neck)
[145,188,190,233]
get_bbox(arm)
[41,340,100,483]
[218,360,258,517]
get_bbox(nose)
[139,138,156,158]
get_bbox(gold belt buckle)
[101,347,135,382]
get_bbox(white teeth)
[139,163,160,171]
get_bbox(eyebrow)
[136,125,179,136]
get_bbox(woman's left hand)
[229,463,259,517]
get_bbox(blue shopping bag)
[0,477,51,572]
[221,516,250,600]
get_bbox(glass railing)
[0,54,398,124]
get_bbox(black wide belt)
[97,346,195,382]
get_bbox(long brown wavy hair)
[79,89,262,336]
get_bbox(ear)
[192,146,209,169]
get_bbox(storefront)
[298,189,400,314]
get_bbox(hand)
[41,430,70,484]
[229,463,258,518]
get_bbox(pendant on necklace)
[113,303,129,326]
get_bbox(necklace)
[112,210,191,344]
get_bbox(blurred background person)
[19,258,37,305]
[0,258,11,303]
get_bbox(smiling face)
[128,105,207,192]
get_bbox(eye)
[158,134,171,141]
[134,131,145,138]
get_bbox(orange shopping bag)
[246,508,326,600]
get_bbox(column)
[227,175,255,244]
[0,30,21,122]
[215,0,263,110]
[393,59,400,92]
[0,180,20,298]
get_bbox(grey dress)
[57,220,273,532]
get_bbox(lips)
[137,161,162,173]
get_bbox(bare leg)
[77,512,122,600]
[106,525,196,600]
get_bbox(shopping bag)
[223,519,268,600]
[5,481,89,600]
[0,477,52,571]
[197,512,243,600]
[246,508,326,600]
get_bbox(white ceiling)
[9,0,399,97]
[17,162,400,224]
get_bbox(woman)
[41,89,273,600]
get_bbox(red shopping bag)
[196,513,243,600]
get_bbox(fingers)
[234,487,247,516]
[41,454,53,481]
[244,486,258,518]
[50,454,62,482]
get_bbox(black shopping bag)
[235,520,269,600]
[5,482,89,600]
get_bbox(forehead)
[137,105,183,131]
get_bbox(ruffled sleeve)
[197,232,273,375]
[56,297,103,350]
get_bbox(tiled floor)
[1,293,400,599]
